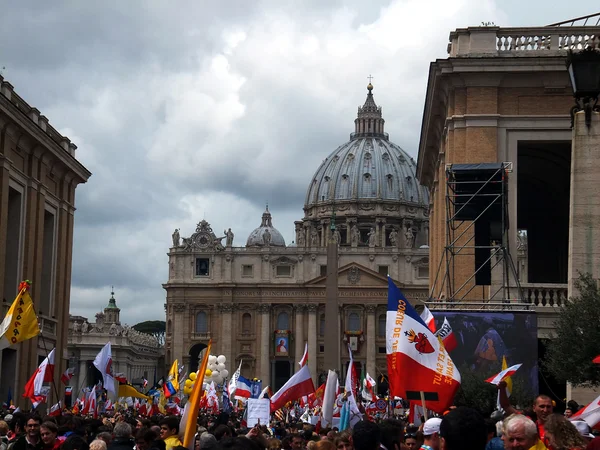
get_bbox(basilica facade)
[164,84,430,390]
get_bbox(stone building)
[0,76,91,405]
[67,290,163,394]
[165,84,430,390]
[416,20,600,401]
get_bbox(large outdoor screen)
[433,311,538,397]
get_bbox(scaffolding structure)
[430,162,523,304]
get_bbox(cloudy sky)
[0,1,596,324]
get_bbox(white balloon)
[207,363,215,371]
[217,363,226,372]
[212,369,220,377]
[217,355,226,364]
[208,355,217,364]
[214,375,223,384]
[221,369,229,379]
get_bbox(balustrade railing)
[521,283,568,307]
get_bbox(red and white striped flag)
[419,306,436,333]
[298,342,308,367]
[570,395,600,427]
[270,364,315,412]
[485,364,522,385]
[49,401,61,417]
[61,368,75,385]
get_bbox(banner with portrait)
[274,330,289,356]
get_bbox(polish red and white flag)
[48,401,61,417]
[419,306,436,333]
[23,348,55,407]
[298,342,308,367]
[570,394,600,427]
[61,368,75,385]
[270,364,315,412]
[485,364,522,385]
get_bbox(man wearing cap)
[420,418,441,450]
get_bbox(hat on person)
[423,418,442,436]
[3,414,12,423]
[572,421,594,439]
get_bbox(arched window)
[277,312,289,330]
[195,312,208,333]
[378,314,386,337]
[348,313,360,332]
[242,313,251,333]
[319,314,325,336]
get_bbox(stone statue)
[73,322,81,333]
[263,228,271,246]
[310,228,320,247]
[332,228,341,246]
[368,227,377,247]
[389,227,399,247]
[224,228,234,247]
[405,227,415,249]
[350,224,360,246]
[109,323,118,336]
[172,228,180,247]
[297,229,306,247]
[81,321,89,333]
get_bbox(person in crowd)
[499,381,553,445]
[267,439,282,450]
[290,434,305,450]
[108,422,134,450]
[420,417,441,450]
[96,434,112,447]
[379,419,404,450]
[158,418,181,450]
[40,422,63,450]
[334,433,352,450]
[502,414,545,450]
[61,436,89,450]
[312,441,335,450]
[89,441,107,450]
[0,420,10,450]
[543,414,587,450]
[484,419,503,450]
[352,421,380,450]
[439,407,487,450]
[213,427,232,443]
[199,434,218,450]
[564,409,574,419]
[403,432,417,450]
[12,415,42,450]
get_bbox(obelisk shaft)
[324,239,340,375]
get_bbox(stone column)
[294,304,306,373]
[220,304,234,371]
[78,359,88,394]
[568,111,600,297]
[365,305,377,380]
[258,304,271,384]
[377,218,386,247]
[307,304,318,385]
[172,303,186,362]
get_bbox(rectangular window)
[320,265,327,277]
[319,345,325,353]
[378,265,389,276]
[40,209,56,316]
[195,258,210,276]
[418,266,429,279]
[378,346,386,354]
[276,265,291,277]
[242,264,253,277]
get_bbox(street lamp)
[567,46,600,128]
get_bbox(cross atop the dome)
[367,74,373,83]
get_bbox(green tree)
[132,320,166,345]
[543,273,600,387]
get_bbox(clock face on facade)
[197,233,210,248]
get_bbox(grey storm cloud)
[0,0,596,322]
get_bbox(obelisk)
[324,215,340,376]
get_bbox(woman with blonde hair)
[544,414,587,450]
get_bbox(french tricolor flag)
[234,376,253,399]
[435,318,458,352]
[485,364,522,385]
[386,277,461,413]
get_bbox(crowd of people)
[0,388,598,450]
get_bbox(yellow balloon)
[189,372,197,381]
[183,386,192,395]
[205,369,212,377]
[184,379,192,387]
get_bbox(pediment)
[305,262,396,287]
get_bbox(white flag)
[93,342,116,397]
[228,360,242,397]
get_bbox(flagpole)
[419,391,429,421]
[38,326,62,409]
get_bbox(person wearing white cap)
[420,417,442,450]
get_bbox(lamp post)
[567,46,600,128]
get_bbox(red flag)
[419,306,436,333]
[270,364,315,412]
[485,364,523,385]
[299,342,308,367]
[593,355,600,364]
[434,318,458,352]
[49,402,61,417]
[23,349,55,407]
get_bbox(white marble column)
[258,304,271,384]
[294,304,306,372]
[307,304,318,385]
[78,359,88,395]
[220,304,234,372]
[366,305,376,381]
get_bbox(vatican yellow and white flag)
[0,281,40,350]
